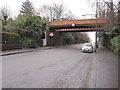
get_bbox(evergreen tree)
[20,0,34,16]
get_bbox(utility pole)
[95,0,98,52]
[118,1,120,21]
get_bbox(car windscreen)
[83,44,92,47]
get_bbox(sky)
[0,0,96,18]
[0,0,118,43]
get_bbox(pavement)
[0,46,55,56]
[86,46,119,88]
[0,44,75,56]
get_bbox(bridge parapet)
[49,18,107,27]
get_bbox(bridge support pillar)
[47,31,63,46]
[54,32,63,46]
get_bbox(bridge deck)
[49,18,107,27]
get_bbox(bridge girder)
[48,18,106,32]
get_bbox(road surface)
[2,44,118,88]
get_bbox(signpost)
[71,23,75,27]
[49,32,54,37]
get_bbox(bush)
[110,35,120,54]
[22,37,37,48]
[1,32,22,50]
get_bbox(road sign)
[71,23,75,27]
[49,32,54,36]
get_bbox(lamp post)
[82,15,86,19]
[82,14,96,19]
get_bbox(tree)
[118,1,120,21]
[88,0,119,44]
[62,32,90,45]
[20,0,35,16]
[2,18,17,33]
[17,15,42,48]
[38,3,76,21]
[0,16,2,33]
[1,5,9,25]
[1,6,18,33]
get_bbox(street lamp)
[82,14,96,19]
[82,15,86,19]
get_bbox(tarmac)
[0,45,119,88]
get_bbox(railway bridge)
[47,18,107,46]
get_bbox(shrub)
[110,35,120,54]
[22,37,37,48]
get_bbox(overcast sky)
[0,0,96,18]
[0,0,118,43]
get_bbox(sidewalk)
[0,48,34,56]
[95,47,118,88]
[0,46,56,56]
[0,45,74,56]
[86,46,119,88]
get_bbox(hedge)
[0,32,22,50]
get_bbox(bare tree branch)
[1,5,9,24]
[38,3,76,21]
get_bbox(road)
[2,44,118,88]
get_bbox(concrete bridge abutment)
[47,31,63,46]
